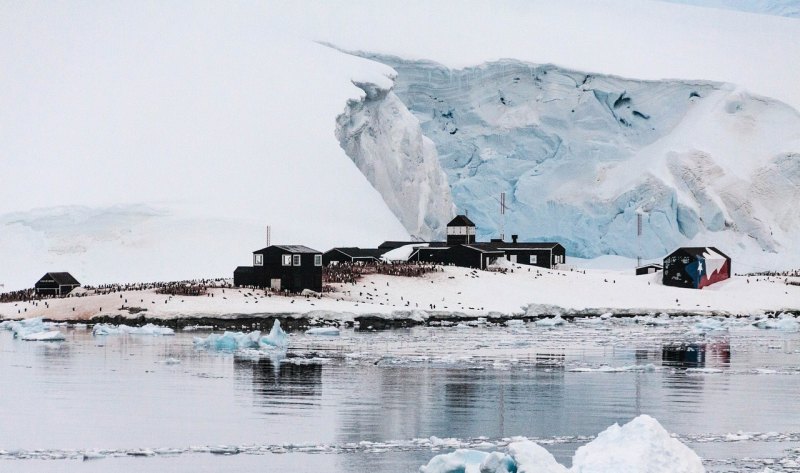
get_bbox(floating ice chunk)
[81,450,105,461]
[419,449,489,473]
[535,315,566,327]
[305,327,340,336]
[693,318,727,332]
[20,330,66,341]
[508,440,568,473]
[636,315,671,326]
[194,331,261,351]
[752,316,799,331]
[571,415,704,473]
[260,320,289,348]
[505,319,525,327]
[93,323,174,336]
[2,317,51,338]
[419,415,703,473]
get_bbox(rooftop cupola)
[446,214,476,245]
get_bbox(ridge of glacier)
[342,53,800,264]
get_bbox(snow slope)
[345,55,800,264]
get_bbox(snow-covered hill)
[341,54,800,263]
[659,0,800,18]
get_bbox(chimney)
[511,234,518,244]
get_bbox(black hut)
[233,245,322,293]
[35,272,80,296]
[662,247,731,289]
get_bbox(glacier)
[339,53,800,263]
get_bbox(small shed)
[636,264,663,276]
[662,247,731,289]
[35,272,80,296]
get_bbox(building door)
[270,279,281,291]
[509,255,517,263]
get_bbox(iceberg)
[260,320,289,348]
[419,415,704,473]
[1,317,65,341]
[193,331,262,351]
[193,320,290,351]
[92,323,175,336]
[305,327,340,336]
[752,315,799,332]
[535,315,566,327]
[20,330,66,341]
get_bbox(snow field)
[1,264,798,322]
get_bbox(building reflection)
[234,356,322,401]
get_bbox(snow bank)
[419,415,703,473]
[381,243,428,262]
[92,323,174,336]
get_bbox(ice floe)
[0,317,65,341]
[305,327,340,336]
[419,415,703,473]
[193,320,289,351]
[752,315,800,332]
[92,323,174,336]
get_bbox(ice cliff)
[341,53,800,261]
[336,77,454,240]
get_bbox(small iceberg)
[93,323,174,336]
[419,415,703,473]
[305,327,340,336]
[20,330,66,341]
[1,318,65,341]
[752,315,799,332]
[535,315,566,327]
[194,320,289,351]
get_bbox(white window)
[253,254,263,266]
[282,254,292,266]
[293,254,301,266]
[468,227,475,235]
[314,255,322,266]
[530,255,537,264]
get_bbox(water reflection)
[234,356,322,404]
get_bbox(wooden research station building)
[409,215,566,270]
[234,245,323,293]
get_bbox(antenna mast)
[266,225,271,247]
[500,192,507,241]
[636,213,642,268]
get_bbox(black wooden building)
[408,215,567,270]
[322,247,386,266]
[35,272,80,296]
[233,245,323,293]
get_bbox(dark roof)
[254,245,320,254]
[447,215,475,227]
[636,263,663,269]
[668,247,730,259]
[377,241,427,250]
[40,272,80,286]
[234,266,257,273]
[474,241,562,250]
[461,244,505,254]
[327,247,386,259]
